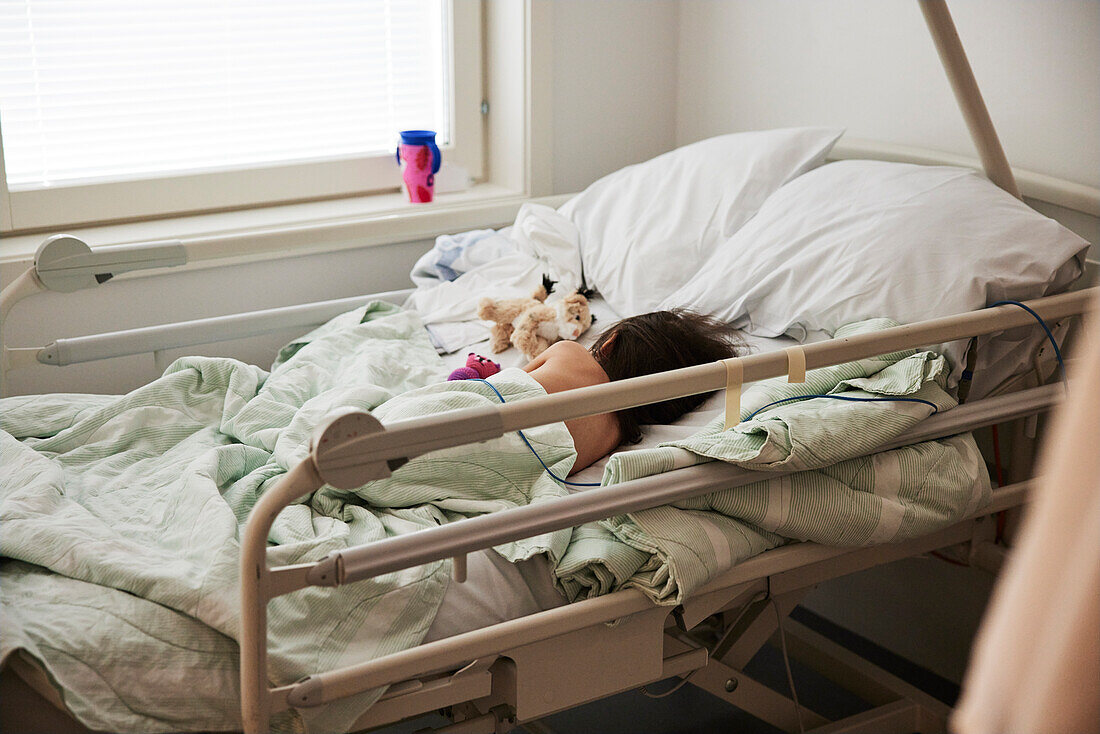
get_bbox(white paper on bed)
[404,202,584,353]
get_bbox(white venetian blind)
[0,0,450,190]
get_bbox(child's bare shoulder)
[544,339,592,359]
[526,340,609,394]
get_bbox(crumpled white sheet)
[409,228,514,288]
[404,202,584,353]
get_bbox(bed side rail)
[310,383,1061,589]
[240,384,1062,731]
[305,289,1094,486]
[31,289,415,368]
[239,288,1095,732]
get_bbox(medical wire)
[746,300,1068,420]
[473,379,602,487]
[745,394,941,421]
[990,299,1068,392]
[476,302,1065,489]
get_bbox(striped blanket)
[0,302,574,734]
[1,306,988,732]
[554,319,991,604]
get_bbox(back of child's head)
[590,309,745,443]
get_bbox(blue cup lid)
[399,129,437,145]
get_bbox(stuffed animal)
[477,276,595,360]
[447,353,501,381]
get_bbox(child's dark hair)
[590,309,745,444]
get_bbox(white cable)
[772,598,806,734]
[641,592,769,699]
[639,670,695,699]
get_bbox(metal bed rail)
[36,288,414,368]
[258,390,1054,716]
[239,288,1095,732]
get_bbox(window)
[0,0,483,232]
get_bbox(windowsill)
[0,184,574,283]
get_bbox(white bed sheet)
[425,299,799,641]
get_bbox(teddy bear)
[447,353,501,381]
[477,276,595,361]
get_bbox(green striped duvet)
[0,302,574,734]
[0,307,989,732]
[555,319,991,604]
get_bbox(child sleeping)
[523,309,745,474]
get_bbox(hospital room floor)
[377,556,984,733]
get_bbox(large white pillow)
[558,127,844,315]
[661,159,1089,387]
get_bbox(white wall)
[675,0,1100,188]
[549,0,680,193]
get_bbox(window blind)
[0,0,450,190]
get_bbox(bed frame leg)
[671,589,953,733]
[779,620,950,733]
[666,632,829,732]
[419,704,516,734]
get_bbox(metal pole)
[496,289,1088,430]
[37,289,413,367]
[919,0,1021,198]
[0,267,46,397]
[239,458,325,734]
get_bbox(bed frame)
[232,294,1091,734]
[1,2,1099,733]
[1,296,1091,734]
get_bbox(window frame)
[0,0,483,234]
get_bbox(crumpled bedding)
[554,318,992,604]
[403,202,584,353]
[1,309,991,733]
[0,302,574,734]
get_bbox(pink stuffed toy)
[447,353,501,381]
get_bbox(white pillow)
[558,127,844,316]
[661,159,1089,387]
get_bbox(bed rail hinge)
[306,553,344,587]
[311,409,394,489]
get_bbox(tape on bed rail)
[785,346,807,383]
[722,357,743,430]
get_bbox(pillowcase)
[661,159,1089,387]
[558,127,844,316]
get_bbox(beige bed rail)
[239,287,1096,732]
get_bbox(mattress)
[426,297,799,641]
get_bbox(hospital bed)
[1,282,1093,734]
[2,3,1099,733]
[2,252,1095,734]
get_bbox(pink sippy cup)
[396,129,442,203]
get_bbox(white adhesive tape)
[723,357,743,430]
[785,346,807,384]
